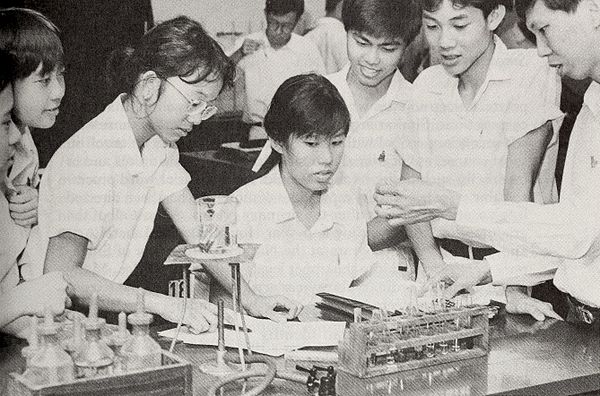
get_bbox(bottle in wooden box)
[73,293,115,378]
[23,310,75,385]
[121,288,162,371]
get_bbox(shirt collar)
[109,94,170,176]
[261,166,355,231]
[584,81,600,119]
[329,64,411,119]
[427,35,511,95]
[6,124,39,190]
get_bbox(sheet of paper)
[158,318,345,357]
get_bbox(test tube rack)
[338,305,490,378]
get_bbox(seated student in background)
[28,16,235,333]
[228,0,325,140]
[203,74,374,321]
[0,7,65,256]
[0,49,69,332]
[397,0,562,305]
[304,0,348,74]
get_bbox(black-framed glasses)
[163,78,218,121]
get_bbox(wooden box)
[7,350,192,396]
[339,305,490,378]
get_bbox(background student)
[205,73,373,321]
[374,0,600,326]
[0,49,69,332]
[304,0,348,74]
[228,0,325,141]
[28,16,235,333]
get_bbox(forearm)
[405,222,445,277]
[200,261,259,309]
[162,188,200,245]
[61,266,171,316]
[0,291,26,328]
[367,216,407,251]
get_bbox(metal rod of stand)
[230,263,247,371]
[230,262,253,357]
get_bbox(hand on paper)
[246,293,304,323]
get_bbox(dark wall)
[5,0,153,166]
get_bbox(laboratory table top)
[1,307,599,396]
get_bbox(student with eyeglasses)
[26,16,235,334]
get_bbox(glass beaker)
[196,195,239,254]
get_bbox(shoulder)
[500,48,552,80]
[412,65,449,92]
[290,33,320,52]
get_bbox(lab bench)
[1,307,599,395]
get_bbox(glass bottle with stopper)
[24,308,75,385]
[62,315,84,359]
[105,312,131,373]
[21,316,39,366]
[120,288,162,371]
[73,292,115,378]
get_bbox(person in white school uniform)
[228,0,325,141]
[28,17,236,333]
[0,49,69,333]
[0,8,66,241]
[253,0,423,281]
[304,0,348,74]
[395,0,562,305]
[374,0,600,328]
[330,0,422,280]
[204,74,373,321]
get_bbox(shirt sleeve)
[395,101,422,173]
[159,147,191,201]
[455,196,600,259]
[504,53,563,144]
[485,252,559,286]
[38,147,111,249]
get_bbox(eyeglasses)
[266,16,296,33]
[163,78,218,121]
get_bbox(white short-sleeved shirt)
[7,124,39,190]
[402,37,563,247]
[234,31,325,137]
[304,17,348,74]
[328,65,416,274]
[28,95,191,284]
[232,166,374,304]
[0,193,29,295]
[456,82,600,308]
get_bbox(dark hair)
[326,0,344,13]
[421,0,512,18]
[264,73,350,146]
[265,0,305,18]
[0,7,64,80]
[342,0,421,45]
[0,50,15,92]
[515,0,580,21]
[107,16,235,97]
